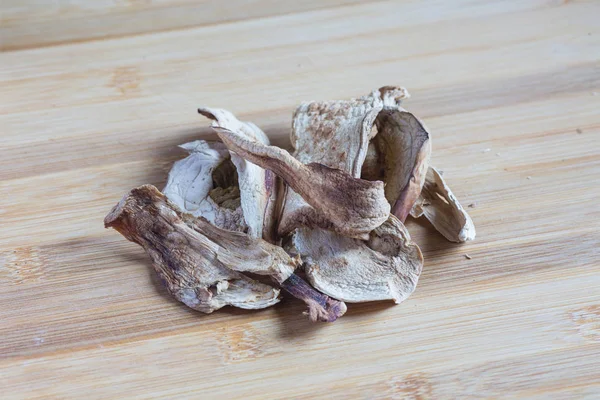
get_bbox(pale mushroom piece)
[410,166,476,243]
[198,107,390,239]
[163,140,247,233]
[164,134,278,242]
[291,91,385,176]
[296,214,423,303]
[166,112,279,242]
[222,116,280,242]
[104,185,280,313]
[106,185,347,322]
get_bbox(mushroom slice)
[106,185,347,321]
[224,117,280,241]
[410,166,476,242]
[104,185,279,313]
[198,107,390,239]
[369,108,431,223]
[295,215,423,303]
[163,140,247,233]
[291,86,431,223]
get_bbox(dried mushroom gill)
[105,85,475,322]
[105,185,346,322]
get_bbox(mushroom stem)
[280,273,347,322]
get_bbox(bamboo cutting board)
[1,1,599,398]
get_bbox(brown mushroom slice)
[106,185,347,321]
[291,86,431,223]
[295,215,423,303]
[410,166,476,243]
[198,107,390,239]
[163,140,247,233]
[104,185,279,313]
[369,109,431,223]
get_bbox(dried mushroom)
[211,112,280,242]
[104,185,279,313]
[186,201,347,322]
[367,104,431,223]
[163,140,246,232]
[199,107,390,239]
[296,215,423,302]
[106,185,346,321]
[105,85,476,323]
[410,166,476,242]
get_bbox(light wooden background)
[1,1,599,398]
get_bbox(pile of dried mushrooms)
[105,86,475,322]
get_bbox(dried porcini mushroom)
[185,203,346,322]
[105,185,346,322]
[410,166,476,242]
[105,85,475,323]
[163,140,247,232]
[296,215,423,303]
[104,185,279,313]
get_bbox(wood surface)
[1,0,599,398]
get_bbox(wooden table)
[1,1,599,398]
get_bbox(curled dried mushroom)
[105,86,475,322]
[410,166,476,242]
[162,140,247,232]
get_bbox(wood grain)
[1,0,599,398]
